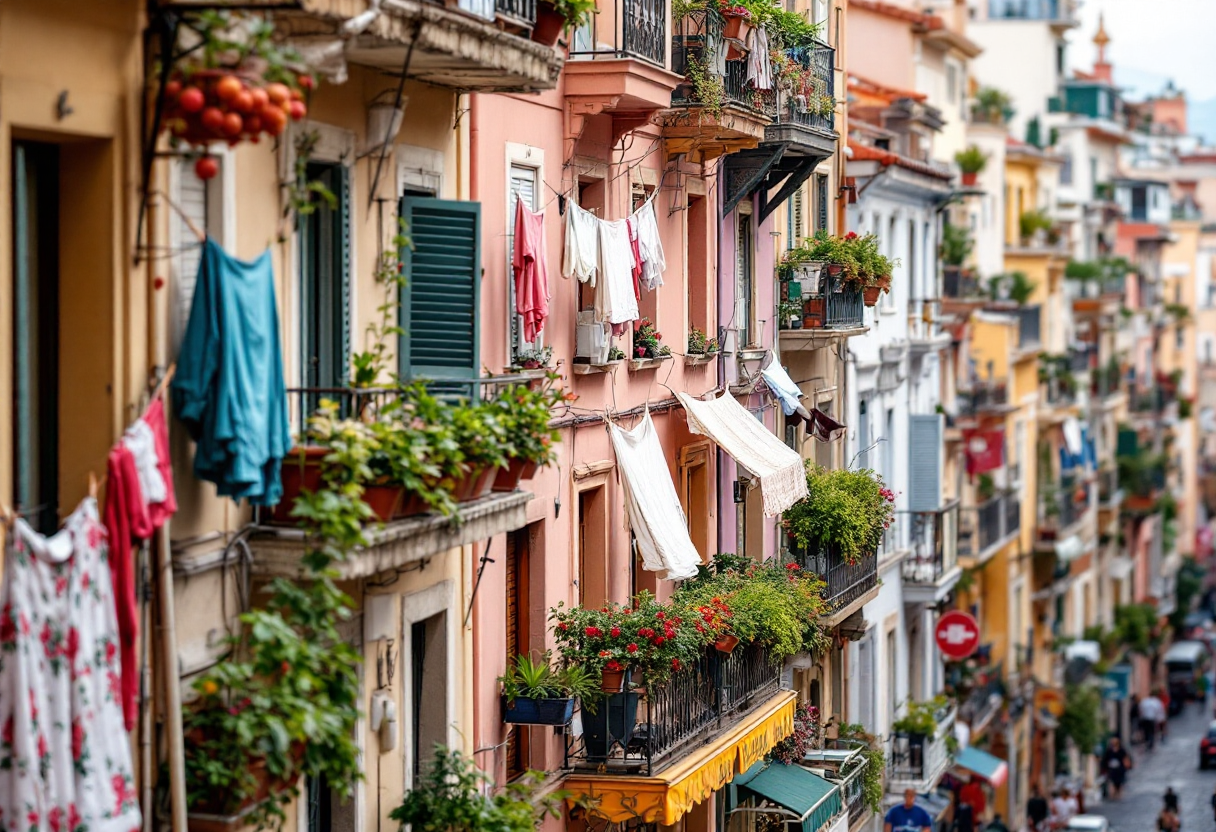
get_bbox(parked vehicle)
[1164,640,1210,713]
[1067,815,1111,832]
[1200,720,1216,769]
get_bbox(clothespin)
[87,472,99,500]
[152,363,178,403]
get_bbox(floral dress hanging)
[0,498,141,832]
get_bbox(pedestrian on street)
[1166,787,1180,814]
[886,789,934,832]
[954,796,976,832]
[986,814,1010,832]
[1159,806,1181,832]
[1027,785,1050,832]
[1100,737,1133,800]
[1141,693,1166,750]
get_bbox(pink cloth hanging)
[512,199,550,342]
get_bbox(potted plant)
[771,704,821,764]
[491,372,566,491]
[449,402,510,501]
[778,299,804,329]
[632,318,672,363]
[954,145,989,187]
[390,747,563,832]
[184,406,367,831]
[498,652,599,725]
[783,464,896,565]
[718,2,754,46]
[892,697,945,741]
[686,326,721,362]
[803,231,858,280]
[512,344,553,371]
[533,0,597,47]
[971,86,1013,125]
[1019,210,1054,245]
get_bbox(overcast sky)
[1065,0,1216,102]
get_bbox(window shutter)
[173,157,210,351]
[790,187,804,247]
[816,174,829,232]
[908,414,943,512]
[398,196,481,385]
[508,166,538,354]
[857,635,874,730]
[338,164,352,371]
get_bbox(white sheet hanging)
[608,411,703,581]
[677,391,809,517]
[563,202,600,286]
[746,26,773,91]
[596,219,639,325]
[632,199,666,290]
[1062,417,1083,456]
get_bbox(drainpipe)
[715,157,727,558]
[469,94,479,202]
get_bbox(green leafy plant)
[607,345,626,361]
[1165,303,1191,322]
[892,697,948,737]
[783,465,895,563]
[1019,209,1054,242]
[988,271,1037,305]
[836,724,885,814]
[685,53,726,118]
[1112,602,1162,655]
[1057,684,1102,754]
[688,326,720,354]
[633,318,667,359]
[513,345,553,369]
[389,746,563,832]
[977,473,996,501]
[551,0,598,30]
[184,404,370,828]
[771,704,821,764]
[972,86,1013,124]
[941,223,973,267]
[498,652,601,712]
[1116,446,1168,499]
[778,299,804,327]
[488,372,566,467]
[954,145,989,175]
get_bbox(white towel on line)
[596,219,639,325]
[563,202,600,286]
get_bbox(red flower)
[49,807,62,832]
[599,650,611,658]
[635,347,646,357]
[654,636,666,646]
[557,622,569,631]
[2,717,12,746]
[37,733,47,758]
[655,612,666,620]
[610,626,621,638]
[845,231,858,240]
[785,562,800,570]
[585,626,602,637]
[626,643,639,653]
[671,659,682,670]
[105,641,117,665]
[605,659,623,672]
[638,627,655,638]
[654,332,663,341]
[72,721,84,761]
[64,627,79,664]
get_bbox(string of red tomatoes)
[161,71,315,180]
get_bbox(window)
[679,443,713,561]
[885,627,898,728]
[858,400,870,471]
[508,164,540,359]
[398,196,481,388]
[883,408,895,483]
[299,162,350,418]
[577,486,609,609]
[736,208,755,348]
[907,219,917,296]
[505,530,531,778]
[411,612,447,781]
[811,0,829,28]
[856,633,874,730]
[688,194,709,332]
[11,141,60,534]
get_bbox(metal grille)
[569,0,666,64]
[495,0,537,25]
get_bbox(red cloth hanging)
[142,397,177,529]
[103,444,151,731]
[963,429,1005,475]
[512,199,550,342]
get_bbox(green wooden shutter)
[398,196,481,387]
[908,414,943,512]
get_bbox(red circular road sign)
[935,610,981,661]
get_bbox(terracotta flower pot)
[863,286,881,307]
[531,2,565,47]
[601,667,627,693]
[825,263,844,277]
[714,634,741,654]
[363,484,405,521]
[722,15,752,42]
[270,446,330,524]
[961,171,979,187]
[803,297,826,328]
[454,466,498,502]
[493,458,541,492]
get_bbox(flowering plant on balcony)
[488,372,568,466]
[673,554,831,658]
[783,465,895,564]
[718,2,753,19]
[687,326,720,356]
[892,696,949,738]
[634,319,671,359]
[771,704,821,764]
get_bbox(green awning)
[736,762,843,832]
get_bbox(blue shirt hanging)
[173,238,291,505]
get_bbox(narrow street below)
[1092,701,1216,832]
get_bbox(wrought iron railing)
[758,42,836,134]
[1041,375,1076,406]
[1091,364,1122,398]
[495,0,537,26]
[900,502,960,585]
[958,490,1020,561]
[943,266,982,299]
[800,270,864,330]
[569,0,665,65]
[793,540,879,612]
[671,8,755,111]
[957,663,1005,729]
[1097,467,1120,505]
[1040,474,1087,537]
[564,640,780,775]
[888,702,957,788]
[1067,345,1092,373]
[840,754,871,825]
[1016,304,1041,349]
[958,380,1008,412]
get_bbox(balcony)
[943,266,983,300]
[987,0,1078,27]
[565,0,683,151]
[1097,467,1121,508]
[1036,474,1089,550]
[563,640,780,775]
[957,662,1005,735]
[957,379,1011,415]
[804,740,873,827]
[900,502,963,603]
[1090,363,1124,403]
[758,41,837,157]
[286,0,563,92]
[793,540,880,623]
[958,490,1021,565]
[888,702,957,794]
[779,271,867,349]
[662,7,769,161]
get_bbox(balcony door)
[299,161,350,416]
[11,141,60,534]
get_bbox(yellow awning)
[564,690,797,825]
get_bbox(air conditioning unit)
[575,312,610,364]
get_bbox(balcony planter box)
[803,297,826,329]
[454,466,498,502]
[531,1,565,47]
[186,738,304,832]
[364,483,407,521]
[501,695,575,726]
[863,286,881,307]
[722,15,752,43]
[684,352,718,366]
[493,458,540,492]
[270,446,329,523]
[961,171,979,187]
[583,692,640,761]
[629,355,672,372]
[1123,493,1157,512]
